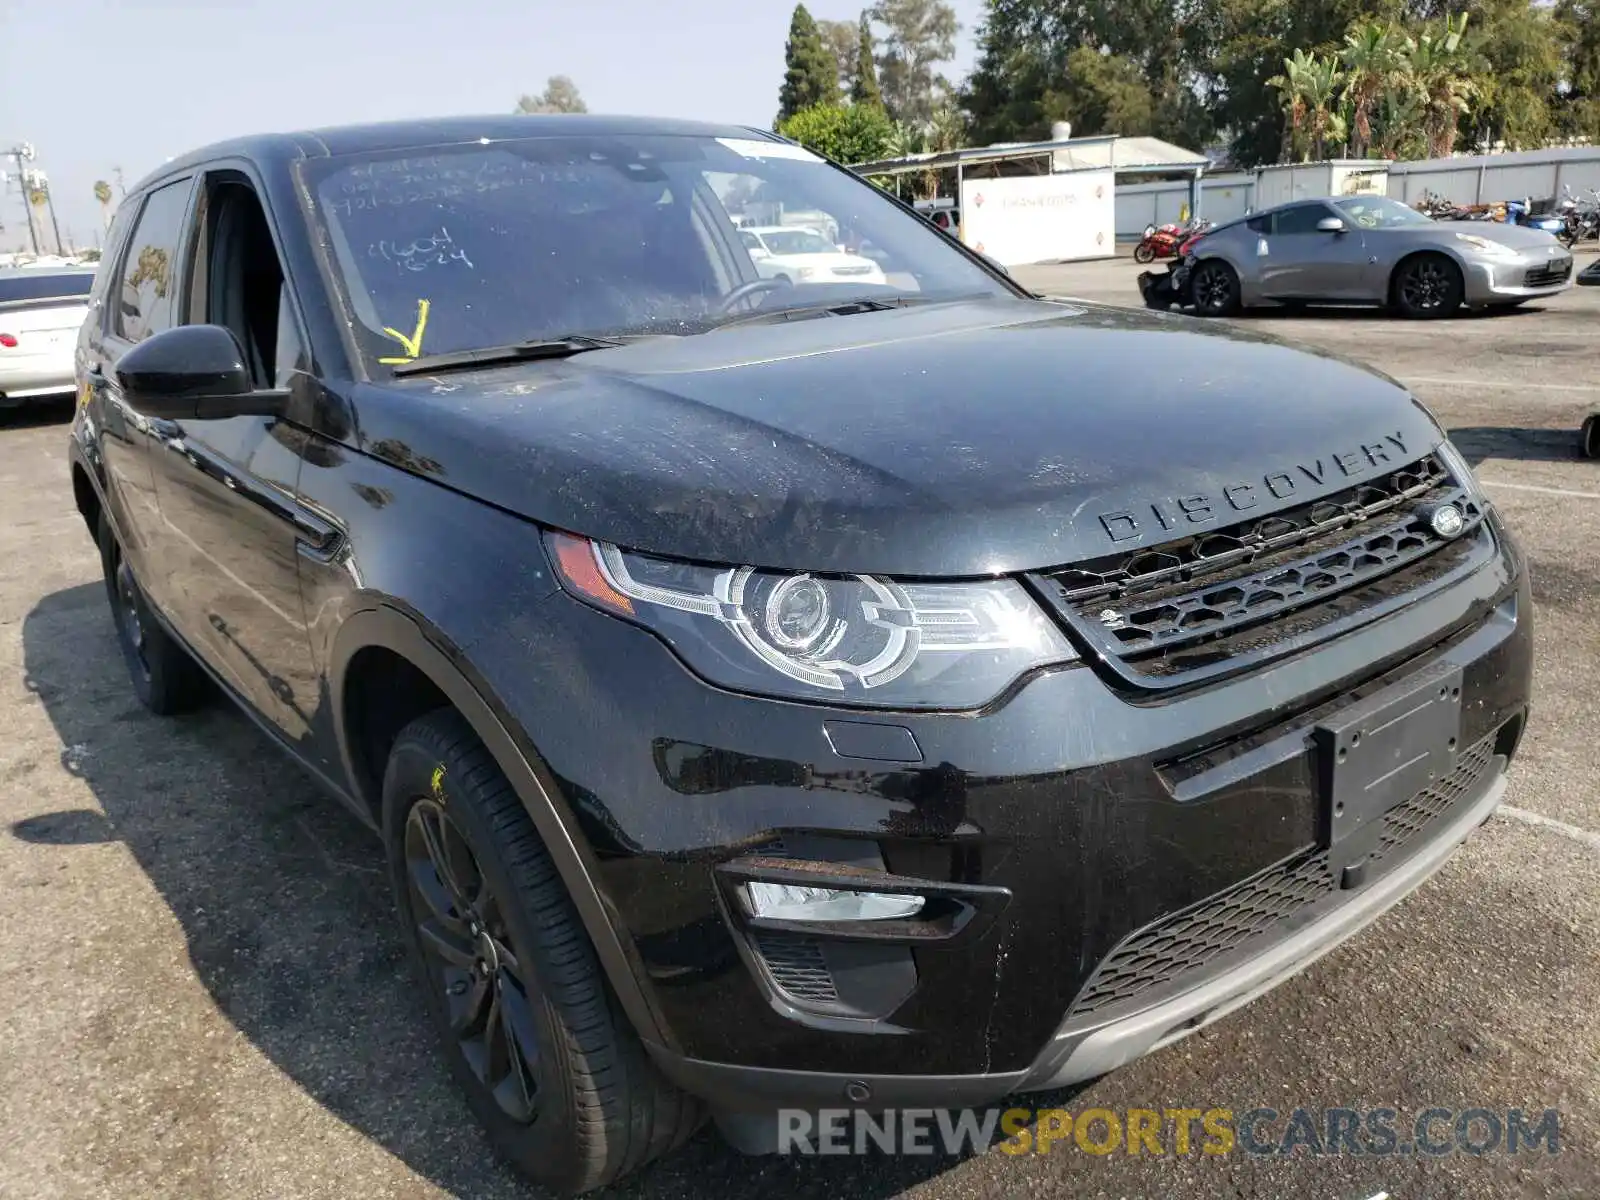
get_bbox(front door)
[1259,203,1371,300]
[142,171,328,757]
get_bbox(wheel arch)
[329,602,673,1049]
[1388,246,1467,301]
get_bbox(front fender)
[327,600,676,1050]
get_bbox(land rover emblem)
[1429,503,1466,539]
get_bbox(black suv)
[69,116,1532,1192]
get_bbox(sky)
[0,0,988,254]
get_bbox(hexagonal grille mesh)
[1066,731,1498,1022]
[1035,455,1488,685]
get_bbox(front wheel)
[1391,254,1463,319]
[1190,260,1241,317]
[383,710,700,1193]
[1133,241,1156,265]
[1582,414,1599,460]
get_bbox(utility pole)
[41,177,64,256]
[113,166,126,198]
[5,144,41,256]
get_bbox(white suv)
[0,267,95,409]
[737,225,887,287]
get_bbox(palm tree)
[1270,50,1344,162]
[93,180,113,229]
[1408,14,1474,159]
[1341,22,1401,159]
[1268,50,1314,161]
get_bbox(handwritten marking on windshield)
[378,298,431,364]
[368,226,474,273]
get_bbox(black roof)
[139,114,773,193]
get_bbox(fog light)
[742,881,925,922]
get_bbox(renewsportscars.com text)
[778,1106,1562,1158]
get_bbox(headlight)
[1454,233,1519,259]
[546,534,1078,708]
[1434,438,1485,499]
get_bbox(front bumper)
[1463,251,1574,303]
[472,515,1532,1110]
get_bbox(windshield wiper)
[389,334,628,377]
[708,292,957,331]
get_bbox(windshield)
[756,228,835,255]
[300,133,1008,373]
[1334,196,1433,230]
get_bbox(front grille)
[1524,259,1572,287]
[1032,453,1490,688]
[830,264,875,276]
[1064,732,1499,1024]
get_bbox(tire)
[1190,260,1241,317]
[1133,242,1156,265]
[1582,414,1599,461]
[97,513,207,715]
[383,710,700,1194]
[1391,253,1463,319]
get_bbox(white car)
[0,267,95,408]
[738,225,887,287]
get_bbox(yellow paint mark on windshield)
[378,298,431,363]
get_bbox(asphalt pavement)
[1,254,1597,1199]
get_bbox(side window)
[202,179,297,389]
[1273,205,1335,235]
[1246,214,1271,234]
[114,180,193,342]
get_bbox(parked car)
[0,266,95,408]
[70,115,1533,1193]
[1185,194,1574,318]
[737,224,887,286]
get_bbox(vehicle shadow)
[1447,425,1585,466]
[1242,303,1547,322]
[0,395,76,428]
[17,583,962,1198]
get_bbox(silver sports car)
[1183,195,1575,319]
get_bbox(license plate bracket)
[1314,661,1463,872]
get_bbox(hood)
[1435,220,1566,250]
[765,251,880,271]
[350,297,1444,576]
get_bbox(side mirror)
[115,324,288,420]
[1316,217,1347,234]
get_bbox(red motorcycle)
[1134,222,1183,263]
[1134,218,1212,264]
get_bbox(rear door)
[83,176,200,614]
[0,271,94,400]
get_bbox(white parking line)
[1406,376,1600,393]
[1479,479,1600,501]
[1498,805,1600,852]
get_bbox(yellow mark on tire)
[431,763,447,800]
[378,298,431,364]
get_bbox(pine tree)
[852,14,883,107]
[777,4,838,124]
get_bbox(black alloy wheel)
[403,793,542,1123]
[383,710,700,1192]
[1191,260,1240,316]
[1393,254,1463,319]
[97,513,206,714]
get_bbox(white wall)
[960,170,1116,264]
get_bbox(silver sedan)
[1184,195,1575,319]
